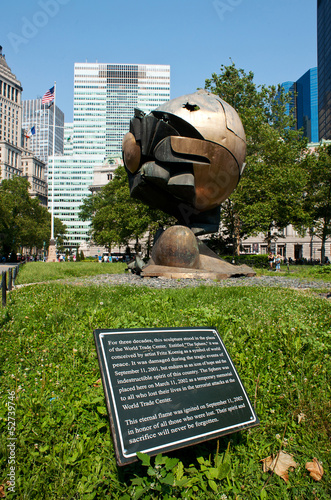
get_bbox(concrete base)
[141,239,255,280]
[47,240,57,263]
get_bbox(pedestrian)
[268,252,274,270]
[275,253,282,271]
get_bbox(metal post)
[1,271,6,307]
[8,268,12,291]
[13,265,17,284]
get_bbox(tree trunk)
[146,231,152,260]
[134,236,141,254]
[265,227,272,254]
[320,221,328,264]
[309,228,314,261]
[234,214,241,257]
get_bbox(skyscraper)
[280,81,297,120]
[0,46,47,204]
[72,63,170,157]
[22,98,64,165]
[280,68,318,143]
[50,63,170,248]
[0,45,23,180]
[296,68,319,143]
[317,0,331,140]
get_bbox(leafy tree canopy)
[300,144,331,262]
[205,62,308,252]
[0,176,66,257]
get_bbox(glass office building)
[317,0,331,140]
[49,63,170,248]
[73,63,170,157]
[296,68,319,143]
[281,81,297,119]
[22,99,64,166]
[280,68,318,142]
[48,152,105,248]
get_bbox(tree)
[205,63,308,254]
[234,123,308,251]
[0,176,31,257]
[79,165,174,253]
[53,217,67,253]
[0,176,66,258]
[300,144,331,263]
[216,198,245,256]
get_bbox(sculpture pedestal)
[47,239,57,263]
[141,226,255,280]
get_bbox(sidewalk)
[0,263,17,273]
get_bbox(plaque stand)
[94,327,259,465]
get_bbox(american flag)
[41,86,55,105]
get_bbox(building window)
[294,244,303,261]
[242,245,251,254]
[277,245,286,257]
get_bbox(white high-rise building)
[72,63,170,157]
[49,63,170,249]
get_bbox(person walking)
[275,253,282,271]
[268,252,274,270]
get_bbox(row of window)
[0,106,20,116]
[0,80,20,103]
[1,164,21,175]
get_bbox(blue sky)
[0,0,317,122]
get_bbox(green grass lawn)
[254,264,331,282]
[14,260,331,286]
[15,261,127,285]
[0,266,330,499]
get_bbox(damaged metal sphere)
[122,89,246,235]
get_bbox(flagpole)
[47,83,57,263]
[51,81,56,241]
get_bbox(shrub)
[222,254,269,268]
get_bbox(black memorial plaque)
[94,327,259,465]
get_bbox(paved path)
[17,273,330,294]
[0,264,17,274]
